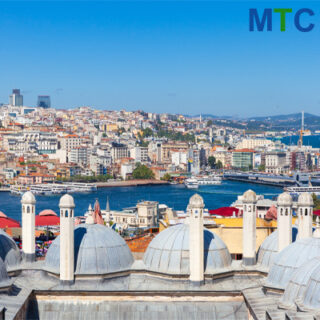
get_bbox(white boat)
[185,178,199,189]
[197,176,222,185]
[285,186,320,196]
[10,182,97,195]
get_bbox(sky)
[0,1,320,117]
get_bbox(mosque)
[0,189,320,319]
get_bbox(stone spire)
[242,189,257,266]
[106,197,110,212]
[59,194,75,285]
[297,193,313,239]
[277,192,293,252]
[21,191,36,262]
[188,193,204,285]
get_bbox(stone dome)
[0,257,11,291]
[243,189,256,203]
[257,226,298,269]
[279,257,320,309]
[297,192,313,206]
[188,194,204,208]
[277,192,292,206]
[45,224,134,275]
[300,261,320,311]
[59,194,75,208]
[143,224,232,275]
[266,237,320,290]
[0,229,21,269]
[21,191,36,204]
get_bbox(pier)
[223,172,296,188]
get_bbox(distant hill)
[249,113,319,122]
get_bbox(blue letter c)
[295,8,314,32]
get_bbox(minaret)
[59,194,75,285]
[297,193,313,239]
[86,204,94,224]
[277,192,293,252]
[188,193,204,285]
[21,191,36,262]
[242,190,257,266]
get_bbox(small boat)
[185,178,199,189]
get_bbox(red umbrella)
[36,209,60,226]
[0,211,20,228]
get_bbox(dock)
[223,172,296,188]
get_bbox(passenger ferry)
[285,186,320,196]
[185,175,222,189]
[184,178,199,189]
[10,182,97,195]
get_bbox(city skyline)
[1,1,320,116]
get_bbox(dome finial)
[298,193,313,206]
[277,192,293,206]
[188,194,204,209]
[59,194,75,209]
[21,191,36,204]
[242,189,256,203]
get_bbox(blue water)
[280,135,320,148]
[0,181,282,223]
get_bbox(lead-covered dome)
[257,226,298,269]
[279,257,320,309]
[143,224,232,275]
[45,224,134,275]
[0,257,11,291]
[300,261,320,311]
[266,237,320,290]
[0,229,21,268]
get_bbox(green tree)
[161,173,171,181]
[258,164,265,172]
[312,193,320,210]
[208,156,216,169]
[207,120,213,127]
[132,164,155,179]
[142,127,153,138]
[215,160,223,169]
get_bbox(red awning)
[209,207,240,217]
[314,210,320,216]
[0,217,20,228]
[35,213,60,226]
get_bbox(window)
[65,210,68,218]
[27,206,30,214]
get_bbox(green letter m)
[249,8,272,31]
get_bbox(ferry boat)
[197,175,222,185]
[184,178,199,189]
[10,182,97,195]
[284,186,320,196]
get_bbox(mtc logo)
[249,8,315,32]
